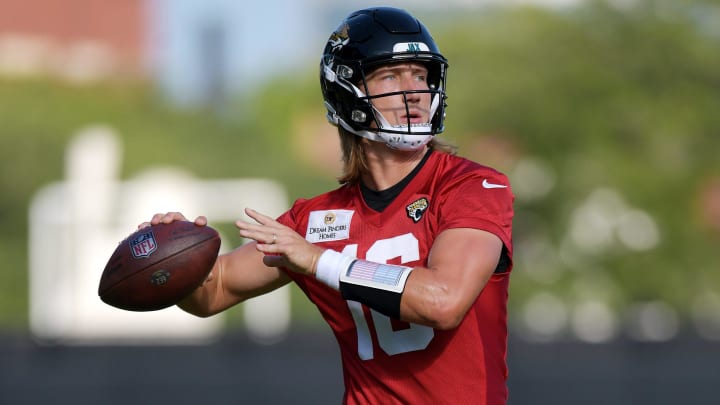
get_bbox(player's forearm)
[315,250,471,329]
[398,269,470,330]
[177,257,231,318]
[177,280,221,318]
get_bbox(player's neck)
[361,143,428,191]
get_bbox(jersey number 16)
[342,233,434,360]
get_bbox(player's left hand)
[236,208,324,276]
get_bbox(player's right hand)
[137,212,207,229]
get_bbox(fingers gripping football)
[137,212,208,230]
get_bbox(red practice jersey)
[277,151,514,405]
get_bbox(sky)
[146,0,589,107]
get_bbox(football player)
[145,7,514,404]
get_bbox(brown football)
[98,221,221,311]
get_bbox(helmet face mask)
[320,7,449,151]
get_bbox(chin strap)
[348,90,441,151]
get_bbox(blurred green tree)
[1,0,718,338]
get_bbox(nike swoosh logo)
[482,179,508,189]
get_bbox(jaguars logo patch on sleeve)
[406,197,429,223]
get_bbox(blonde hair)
[337,128,457,185]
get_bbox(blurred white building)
[28,125,291,344]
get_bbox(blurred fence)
[1,330,717,405]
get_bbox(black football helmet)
[320,7,449,150]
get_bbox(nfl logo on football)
[130,230,158,259]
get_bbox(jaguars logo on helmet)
[328,23,350,52]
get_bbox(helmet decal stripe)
[393,42,430,53]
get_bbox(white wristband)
[315,249,355,291]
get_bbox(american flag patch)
[346,261,404,287]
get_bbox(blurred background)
[1,0,719,403]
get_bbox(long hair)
[336,128,457,185]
